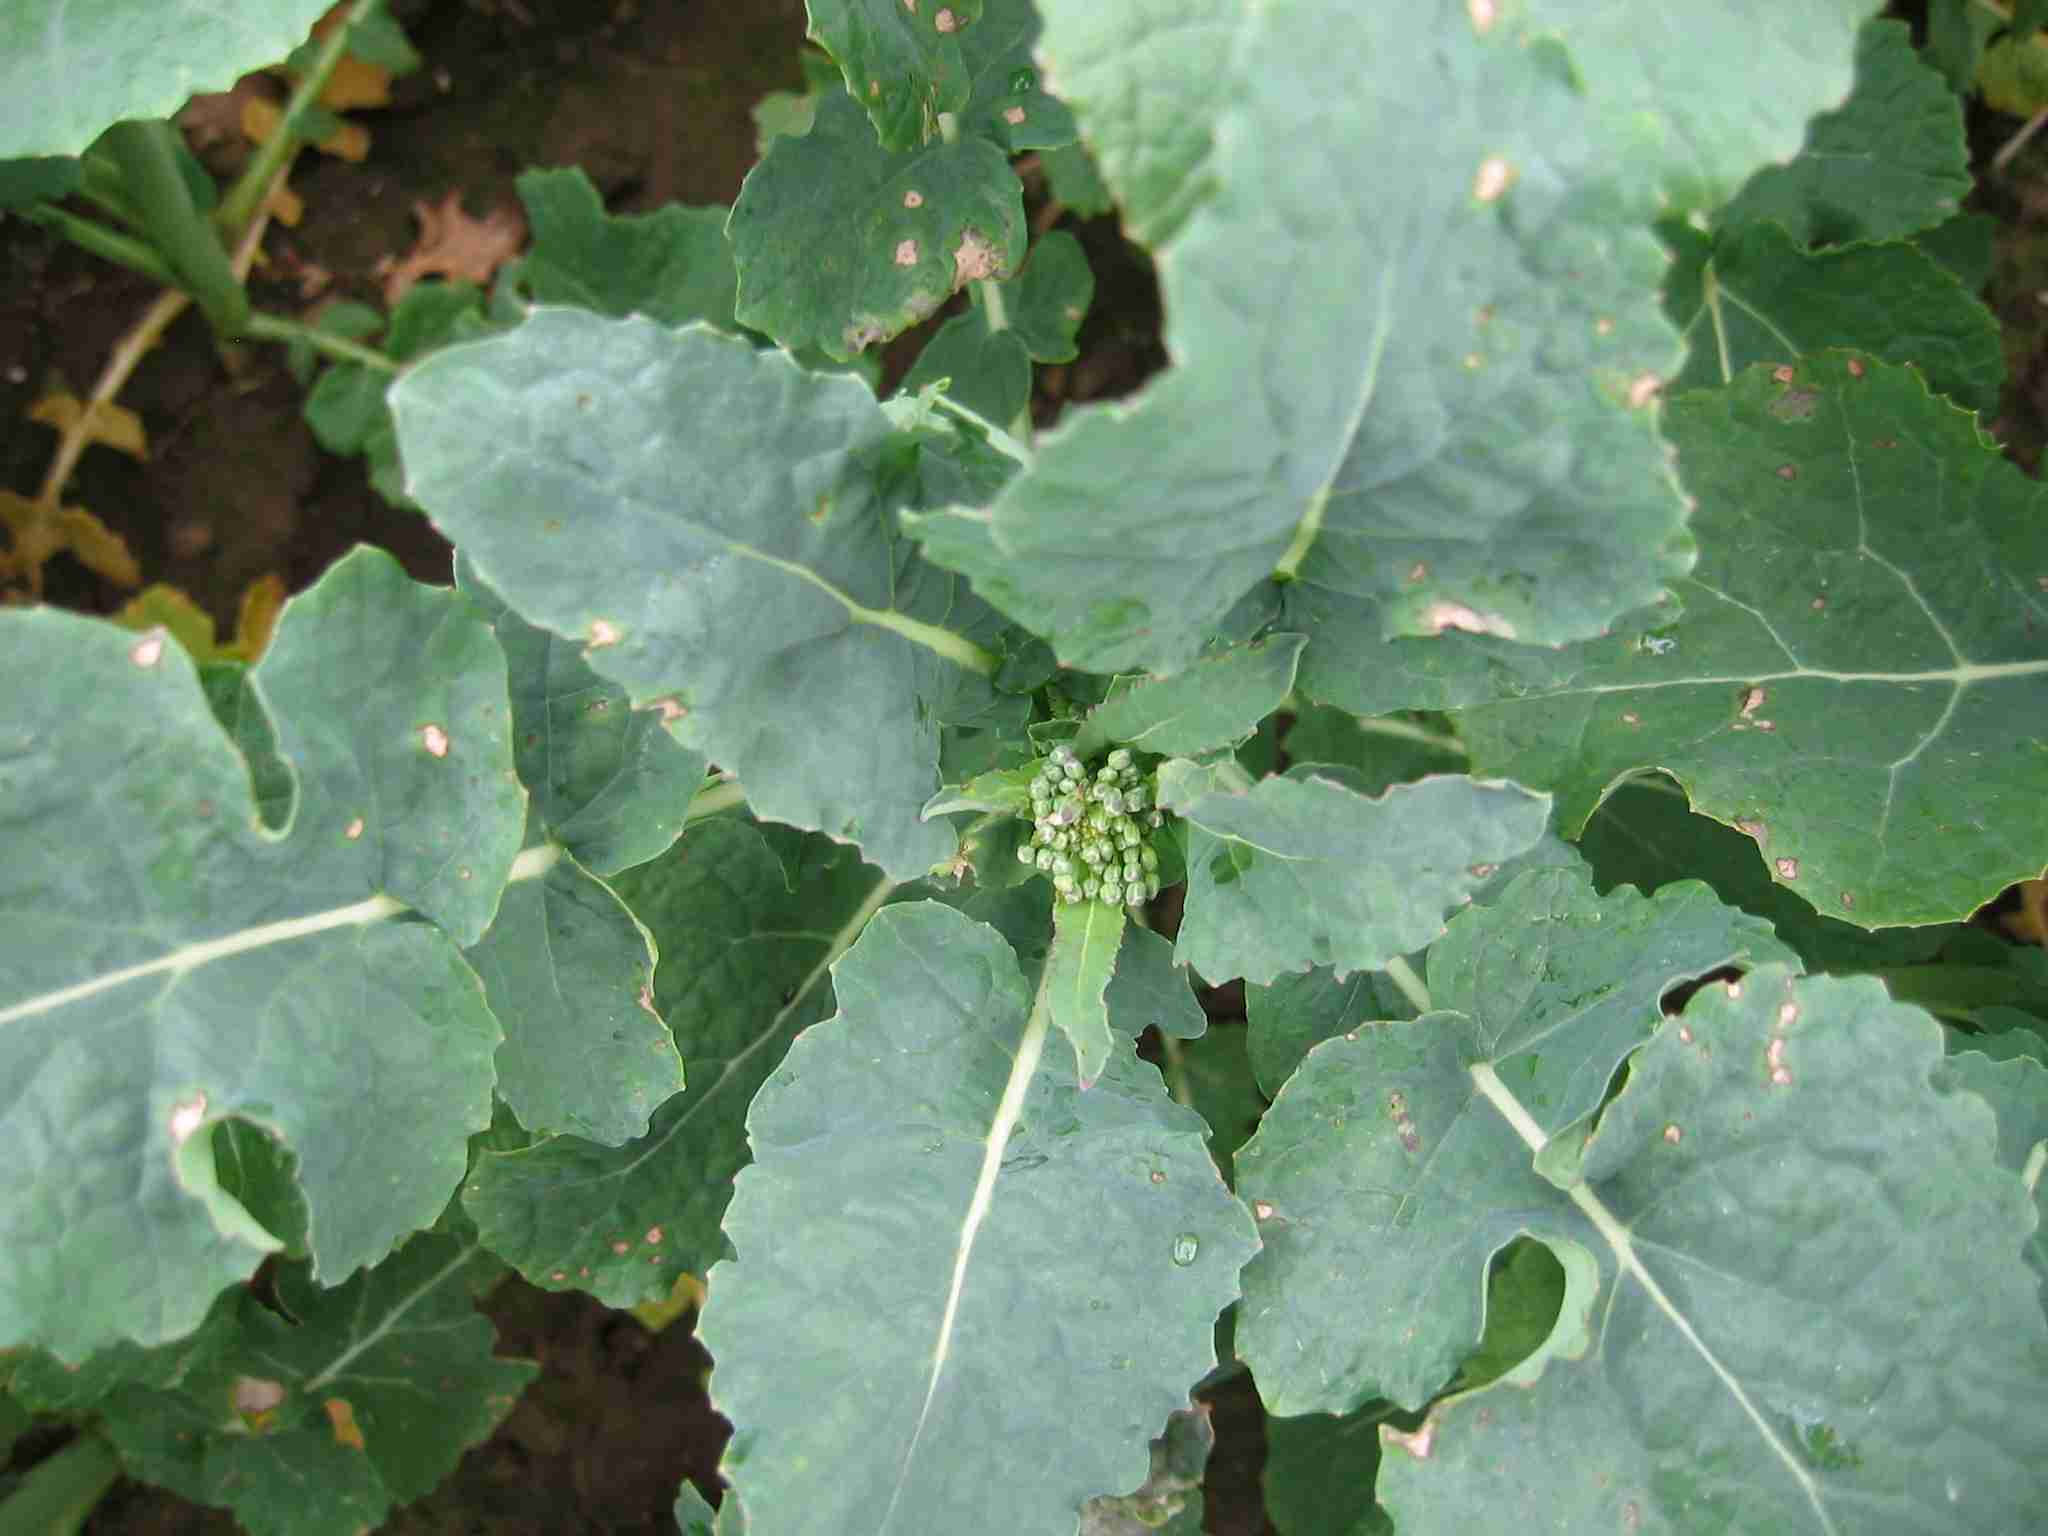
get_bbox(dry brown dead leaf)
[383,190,527,305]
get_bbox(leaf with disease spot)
[1238,959,2048,1529]
[957,0,1078,153]
[1663,220,2000,414]
[899,229,1094,424]
[0,0,336,157]
[915,0,1871,675]
[1070,635,1305,761]
[1079,1406,1212,1535]
[1428,868,1800,1149]
[392,308,996,880]
[88,1235,532,1536]
[1235,870,1796,1409]
[1047,896,1125,1086]
[698,902,1257,1534]
[1718,18,1969,248]
[805,0,982,152]
[0,547,524,1360]
[728,89,1024,359]
[513,166,738,332]
[1453,353,2048,927]
[462,819,888,1306]
[1159,763,1550,988]
[456,557,708,878]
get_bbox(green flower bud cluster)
[1014,744,1164,908]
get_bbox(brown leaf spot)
[1734,818,1766,845]
[952,229,1003,284]
[344,817,365,841]
[169,1094,207,1145]
[894,238,920,267]
[1627,373,1661,409]
[1771,1067,1793,1086]
[646,1226,664,1245]
[421,724,450,758]
[903,189,925,208]
[324,1398,367,1451]
[1467,0,1498,30]
[1775,857,1800,879]
[1594,316,1615,336]
[935,7,958,31]
[612,1240,631,1255]
[234,1376,287,1417]
[1662,1124,1681,1145]
[1422,601,1518,639]
[587,619,621,648]
[1004,106,1027,125]
[1811,595,1826,611]
[1769,389,1819,422]
[1846,357,1865,378]
[1771,365,1795,383]
[1253,1201,1276,1221]
[128,632,166,668]
[1739,686,1765,719]
[1406,562,1428,583]
[1472,156,1514,201]
[1149,1169,1166,1184]
[1384,1421,1436,1460]
[1775,464,1798,481]
[1839,890,1855,910]
[1678,1026,1694,1044]
[1621,711,1641,726]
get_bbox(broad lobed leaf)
[391,307,998,881]
[699,901,1257,1534]
[0,548,523,1360]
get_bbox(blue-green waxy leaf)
[1106,925,1206,1043]
[1247,966,1421,1101]
[1717,18,1968,247]
[1070,635,1305,761]
[461,851,675,1145]
[456,556,708,878]
[1454,353,2048,927]
[92,1235,534,1536]
[1159,765,1551,987]
[1663,220,2001,414]
[1428,868,1800,1146]
[1238,955,2048,1531]
[513,166,738,331]
[0,547,523,1361]
[463,820,890,1306]
[392,307,995,881]
[1932,1050,2048,1308]
[805,0,982,152]
[729,89,1024,359]
[918,0,1873,676]
[0,0,336,158]
[1048,896,1126,1086]
[1080,1407,1213,1536]
[900,312,1033,430]
[698,902,1257,1535]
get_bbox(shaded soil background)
[0,0,1232,1532]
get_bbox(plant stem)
[218,0,389,237]
[20,202,181,288]
[1160,1032,1194,1109]
[242,310,401,372]
[1384,954,1431,1014]
[100,119,248,333]
[0,1432,120,1535]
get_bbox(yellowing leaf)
[114,574,289,663]
[233,572,287,660]
[27,391,146,460]
[318,51,394,112]
[240,94,369,162]
[1979,35,2048,117]
[1,491,142,593]
[629,1270,708,1334]
[114,584,219,659]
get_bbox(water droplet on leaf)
[1171,1233,1199,1266]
